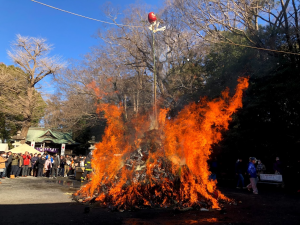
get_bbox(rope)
[30,0,143,28]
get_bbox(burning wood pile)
[74,77,249,211]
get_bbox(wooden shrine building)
[25,127,79,155]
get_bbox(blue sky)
[0,0,163,94]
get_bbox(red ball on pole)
[148,12,157,24]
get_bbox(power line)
[216,40,300,56]
[31,0,300,57]
[30,0,143,28]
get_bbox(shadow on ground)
[0,178,300,225]
[0,202,225,225]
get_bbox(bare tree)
[0,64,46,134]
[45,4,209,130]
[173,0,300,59]
[43,58,103,132]
[6,34,65,141]
[96,4,208,111]
[43,91,101,132]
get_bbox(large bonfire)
[75,77,249,211]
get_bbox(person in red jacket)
[22,151,31,177]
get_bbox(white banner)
[61,144,65,156]
[31,141,35,148]
[260,174,283,182]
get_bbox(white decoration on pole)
[148,21,166,33]
[61,144,66,156]
[31,141,35,148]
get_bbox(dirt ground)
[0,177,299,225]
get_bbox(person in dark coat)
[81,152,92,182]
[31,153,38,177]
[51,154,60,179]
[235,158,246,189]
[36,154,45,177]
[73,156,80,178]
[256,160,266,176]
[273,157,282,174]
[11,153,19,177]
[16,153,23,178]
[6,152,12,177]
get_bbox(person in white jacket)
[44,157,52,178]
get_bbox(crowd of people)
[0,151,87,179]
[2,151,298,192]
[235,156,283,195]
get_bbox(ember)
[75,77,249,211]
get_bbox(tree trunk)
[280,0,295,65]
[20,121,31,144]
[291,0,300,66]
[20,86,34,144]
[255,1,258,31]
[156,63,166,97]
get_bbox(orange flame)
[77,77,249,210]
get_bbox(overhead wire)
[31,0,300,56]
[216,40,300,56]
[30,0,143,28]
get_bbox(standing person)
[28,153,33,176]
[51,154,60,179]
[50,156,54,176]
[73,156,77,178]
[31,153,38,177]
[17,153,23,178]
[235,158,246,189]
[74,156,79,167]
[70,157,76,176]
[81,152,92,182]
[6,151,12,177]
[22,151,31,177]
[273,157,282,174]
[0,152,7,178]
[42,156,46,175]
[5,151,12,178]
[44,157,52,178]
[45,152,52,161]
[80,156,85,167]
[64,156,71,177]
[36,154,44,177]
[256,160,266,177]
[3,153,9,178]
[11,153,19,177]
[59,155,64,176]
[247,157,258,194]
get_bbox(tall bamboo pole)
[152,24,157,127]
